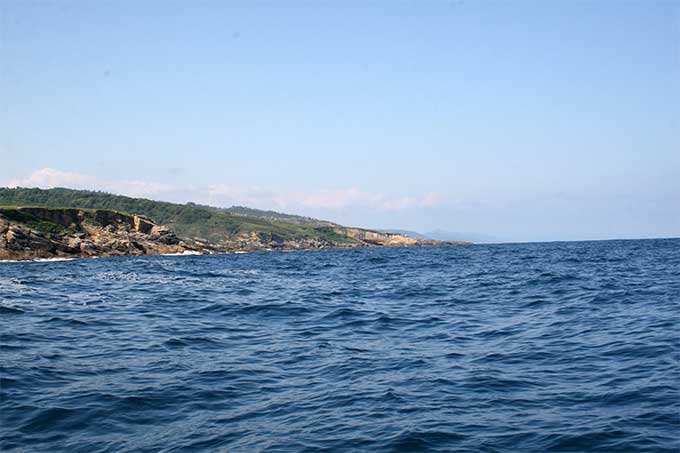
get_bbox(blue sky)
[1,1,678,241]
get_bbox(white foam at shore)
[160,250,203,256]
[0,257,78,263]
[32,257,76,262]
[2,251,204,261]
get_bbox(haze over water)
[1,239,678,452]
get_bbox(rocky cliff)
[333,227,466,246]
[0,206,469,260]
[0,207,209,260]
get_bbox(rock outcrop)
[332,227,467,246]
[0,207,470,261]
[0,207,204,260]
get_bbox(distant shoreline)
[0,188,470,261]
[0,241,471,262]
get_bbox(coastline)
[0,241,470,262]
[0,204,470,262]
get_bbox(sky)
[1,0,678,242]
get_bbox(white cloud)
[298,188,441,211]
[5,167,174,197]
[4,167,443,212]
[6,167,94,189]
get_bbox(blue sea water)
[1,239,679,452]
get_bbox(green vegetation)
[0,208,71,235]
[223,206,337,227]
[314,227,358,244]
[0,187,359,244]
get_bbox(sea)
[1,239,678,452]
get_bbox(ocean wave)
[32,257,77,262]
[0,239,678,452]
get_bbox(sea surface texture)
[1,239,679,452]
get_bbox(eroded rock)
[0,207,195,260]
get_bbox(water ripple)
[1,239,679,452]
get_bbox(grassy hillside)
[224,206,338,227]
[179,202,338,227]
[0,207,77,235]
[0,187,358,244]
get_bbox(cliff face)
[0,206,470,260]
[334,227,469,247]
[210,227,463,251]
[0,188,474,248]
[0,207,203,260]
[336,228,421,246]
